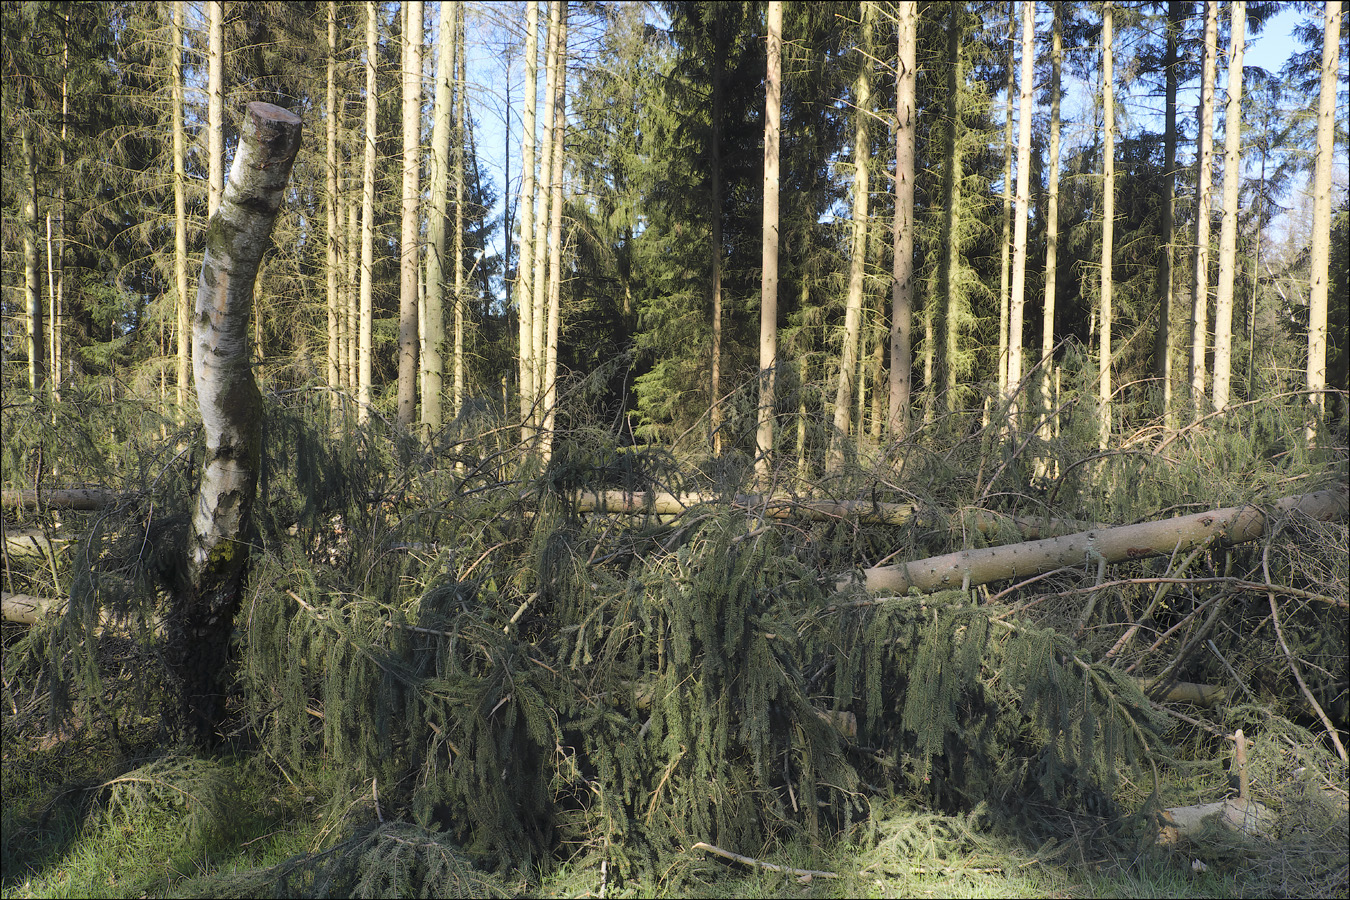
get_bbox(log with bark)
[1,488,117,510]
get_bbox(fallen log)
[4,529,74,562]
[1,488,117,510]
[844,484,1349,595]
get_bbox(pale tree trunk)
[326,1,341,404]
[1099,1,1115,450]
[889,0,916,439]
[755,0,782,482]
[423,0,455,433]
[1306,0,1340,438]
[532,3,559,426]
[1006,0,1034,425]
[936,6,963,413]
[1190,0,1218,419]
[710,7,726,458]
[1212,0,1244,413]
[1155,1,1180,426]
[174,2,190,415]
[167,102,301,748]
[346,156,359,392]
[398,1,423,427]
[516,1,540,439]
[23,118,44,395]
[541,5,569,465]
[997,2,1015,401]
[1039,4,1062,469]
[52,15,68,401]
[358,2,378,424]
[829,0,874,470]
[453,8,467,420]
[208,1,224,217]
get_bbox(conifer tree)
[755,0,782,480]
[1099,0,1115,450]
[889,0,917,438]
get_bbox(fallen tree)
[842,484,1349,596]
[1,488,117,510]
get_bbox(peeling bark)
[167,102,301,747]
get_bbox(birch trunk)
[168,102,301,747]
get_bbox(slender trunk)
[174,2,190,415]
[829,0,874,470]
[53,15,68,401]
[1213,0,1244,413]
[517,1,539,435]
[169,102,301,748]
[1040,3,1063,462]
[358,2,378,423]
[889,0,917,439]
[711,7,726,458]
[1007,0,1034,425]
[1099,1,1115,450]
[1155,1,1180,425]
[208,0,224,217]
[453,5,467,420]
[398,1,423,426]
[1306,0,1340,437]
[756,0,782,480]
[541,5,568,464]
[23,119,43,395]
[1190,1,1218,418]
[937,6,963,414]
[532,3,559,419]
[998,1,1015,400]
[346,151,359,392]
[424,0,455,432]
[326,1,341,404]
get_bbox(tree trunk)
[424,0,454,433]
[398,1,423,427]
[710,6,726,458]
[755,0,782,481]
[1039,4,1062,469]
[517,0,539,438]
[22,118,43,395]
[1099,1,1115,450]
[998,1,1015,401]
[936,6,963,414]
[829,0,874,470]
[1307,0,1340,438]
[326,1,342,405]
[889,0,916,439]
[1212,0,1244,413]
[358,3,378,424]
[453,6,467,421]
[173,2,190,415]
[541,4,568,465]
[1006,0,1034,424]
[532,3,559,425]
[1155,1,1180,426]
[208,0,224,217]
[167,102,302,748]
[849,485,1349,595]
[1190,1,1218,419]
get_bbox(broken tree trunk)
[845,485,1349,595]
[1,488,117,510]
[165,102,301,747]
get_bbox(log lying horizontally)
[843,485,1349,595]
[2,488,118,510]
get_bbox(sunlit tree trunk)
[532,2,559,427]
[541,4,568,464]
[1212,0,1244,413]
[424,0,455,432]
[517,0,539,438]
[829,0,874,470]
[1154,1,1180,426]
[1190,0,1218,419]
[22,117,44,395]
[711,6,727,458]
[397,0,423,426]
[755,0,782,481]
[358,2,378,423]
[1099,1,1115,450]
[1006,0,1034,426]
[208,0,223,216]
[173,2,190,414]
[997,2,1015,400]
[889,0,916,439]
[1307,0,1340,438]
[52,14,68,402]
[936,5,963,414]
[168,102,301,748]
[1039,3,1062,464]
[453,5,467,421]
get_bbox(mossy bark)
[167,102,301,747]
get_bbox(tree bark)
[540,4,568,465]
[889,0,917,438]
[1212,0,1244,413]
[22,115,44,395]
[1307,0,1341,437]
[1099,1,1115,450]
[398,1,423,427]
[167,102,302,747]
[847,485,1348,596]
[1154,1,1180,426]
[424,0,455,433]
[326,1,342,404]
[1006,0,1035,424]
[1190,1,1218,419]
[208,0,224,217]
[1039,4,1063,463]
[517,1,540,439]
[755,0,782,481]
[358,3,378,424]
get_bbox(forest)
[1,1,1347,897]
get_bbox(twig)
[690,841,838,880]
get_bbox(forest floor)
[2,709,1317,900]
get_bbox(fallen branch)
[690,841,838,881]
[1,488,117,510]
[844,485,1349,595]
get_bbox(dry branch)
[1,488,116,510]
[845,485,1348,595]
